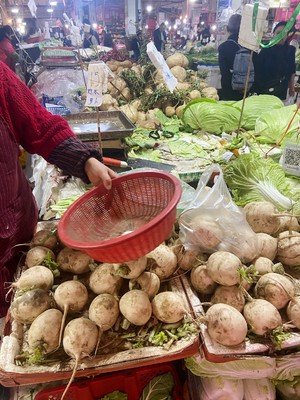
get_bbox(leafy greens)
[255,104,300,145]
[139,372,174,400]
[233,95,283,131]
[224,153,297,210]
[182,98,241,134]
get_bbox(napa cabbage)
[255,104,300,145]
[182,98,241,134]
[233,95,283,130]
[224,153,298,210]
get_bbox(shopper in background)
[0,25,19,71]
[83,19,100,45]
[83,24,99,48]
[103,30,114,48]
[0,60,117,318]
[153,22,167,52]
[131,30,143,61]
[252,21,296,100]
[218,14,243,101]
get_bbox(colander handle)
[103,157,128,168]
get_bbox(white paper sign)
[27,0,37,17]
[146,41,178,93]
[85,62,114,107]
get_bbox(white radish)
[254,273,295,309]
[277,231,300,267]
[188,215,223,250]
[146,244,178,279]
[61,317,98,400]
[152,291,187,323]
[89,263,123,295]
[31,229,58,251]
[211,285,245,312]
[286,297,300,329]
[276,214,300,234]
[190,265,217,295]
[119,290,152,326]
[253,257,274,276]
[13,266,54,291]
[243,299,282,335]
[129,272,160,299]
[177,247,200,271]
[10,289,54,324]
[244,201,280,234]
[25,246,56,268]
[115,256,147,279]
[206,251,242,286]
[89,294,119,331]
[28,309,63,353]
[54,280,89,346]
[256,233,278,261]
[57,247,92,274]
[205,303,248,346]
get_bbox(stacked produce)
[3,228,199,397]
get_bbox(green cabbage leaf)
[255,104,300,145]
[182,98,241,134]
[224,153,298,210]
[233,95,283,130]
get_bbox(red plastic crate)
[34,363,183,400]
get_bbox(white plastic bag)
[179,164,259,263]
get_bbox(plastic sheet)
[31,68,88,114]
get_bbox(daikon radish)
[243,299,282,335]
[206,251,242,286]
[254,273,295,309]
[89,263,123,295]
[10,289,54,324]
[129,272,160,300]
[57,247,92,274]
[28,309,63,354]
[146,244,178,279]
[61,317,98,400]
[190,265,217,295]
[205,303,248,346]
[12,266,54,291]
[211,285,245,312]
[119,290,152,326]
[54,280,89,346]
[152,291,187,323]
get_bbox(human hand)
[84,157,117,189]
[288,87,295,98]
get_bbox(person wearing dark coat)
[153,23,167,52]
[252,21,296,100]
[218,14,243,101]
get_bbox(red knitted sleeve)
[0,61,75,160]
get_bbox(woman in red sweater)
[0,61,116,317]
[0,25,19,71]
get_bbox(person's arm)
[0,62,116,188]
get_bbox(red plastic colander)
[57,171,182,262]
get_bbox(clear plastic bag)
[179,164,259,263]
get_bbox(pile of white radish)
[184,200,300,349]
[8,229,198,400]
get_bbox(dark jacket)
[252,43,296,100]
[153,28,166,52]
[218,33,244,101]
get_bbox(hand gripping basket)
[57,171,182,262]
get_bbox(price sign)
[85,62,114,107]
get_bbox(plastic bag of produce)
[276,378,300,400]
[178,163,259,263]
[244,378,276,400]
[197,376,244,400]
